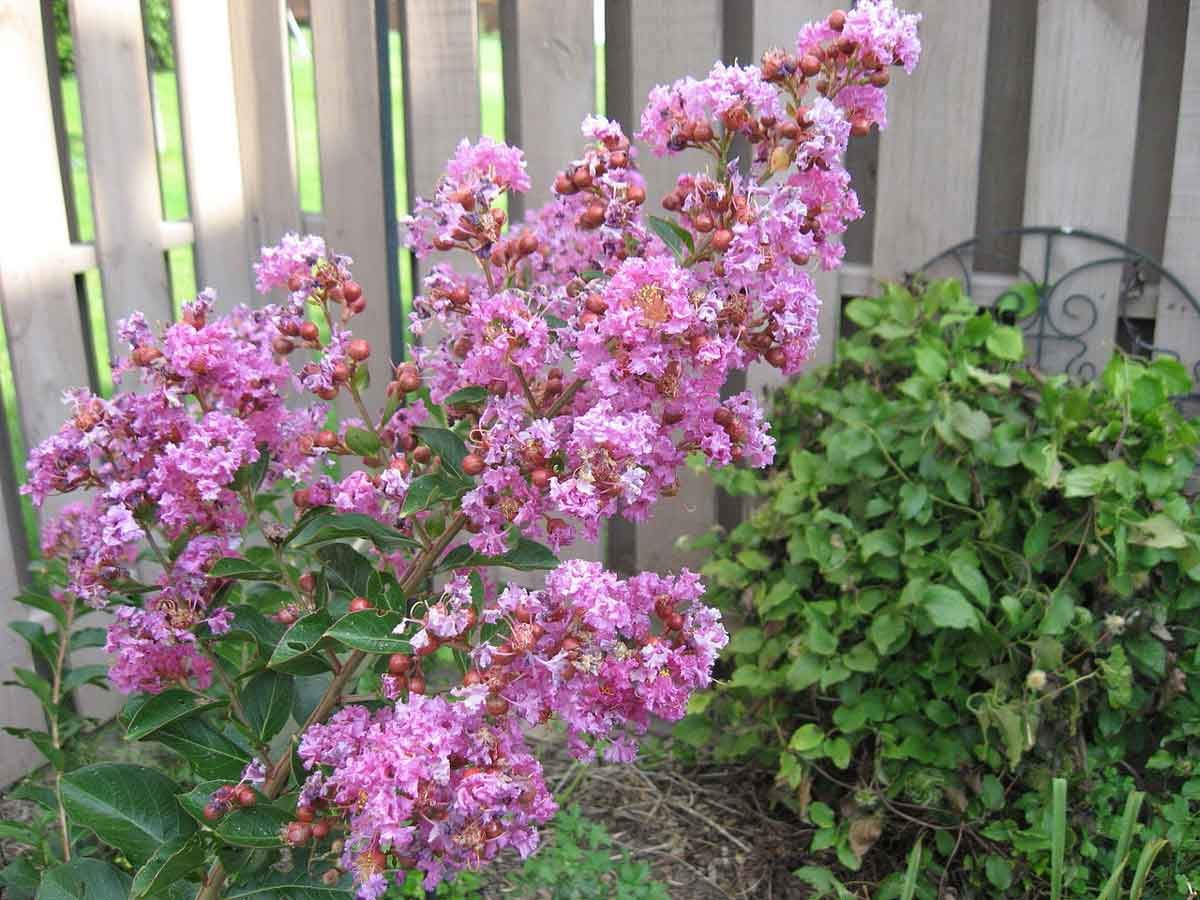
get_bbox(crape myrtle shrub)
[4,3,924,899]
[694,280,1200,896]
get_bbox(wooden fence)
[0,0,1197,785]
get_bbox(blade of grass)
[1128,838,1168,900]
[900,836,923,900]
[1051,777,1067,900]
[1098,790,1145,900]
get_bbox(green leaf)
[317,544,375,597]
[123,690,228,741]
[400,474,448,516]
[897,483,928,520]
[859,529,900,561]
[789,724,824,753]
[36,859,132,900]
[232,445,271,493]
[14,591,67,627]
[223,871,355,898]
[178,782,290,849]
[444,386,489,406]
[647,215,694,258]
[60,664,110,694]
[241,671,294,743]
[674,714,713,749]
[986,325,1025,361]
[923,585,980,631]
[343,427,381,457]
[1130,513,1188,549]
[154,718,252,782]
[985,855,1014,890]
[1063,465,1107,498]
[823,736,852,769]
[71,627,107,651]
[290,512,419,553]
[913,344,949,380]
[267,610,334,675]
[869,612,908,655]
[0,820,45,848]
[209,556,280,581]
[949,400,992,442]
[949,549,990,606]
[438,536,559,572]
[1099,645,1133,709]
[413,426,469,479]
[785,653,823,691]
[325,609,409,654]
[728,627,764,655]
[60,764,195,865]
[130,834,206,899]
[1040,592,1075,636]
[3,727,64,770]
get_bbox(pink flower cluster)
[302,561,724,894]
[298,696,554,895]
[18,3,918,896]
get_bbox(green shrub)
[505,805,670,900]
[692,280,1200,896]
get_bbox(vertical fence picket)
[229,0,302,260]
[310,1,399,407]
[400,0,481,286]
[68,0,173,342]
[499,0,596,220]
[0,0,85,786]
[871,0,990,281]
[1155,1,1200,387]
[172,0,250,304]
[606,0,723,574]
[1020,0,1149,378]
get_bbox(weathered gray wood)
[69,0,173,343]
[0,1,94,451]
[401,0,480,283]
[0,0,73,785]
[974,0,1036,271]
[500,0,595,219]
[607,0,723,574]
[1020,0,1149,378]
[1155,0,1200,389]
[872,0,991,281]
[229,0,302,260]
[173,0,250,306]
[310,1,397,407]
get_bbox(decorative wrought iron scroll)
[917,226,1200,399]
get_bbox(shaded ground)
[488,733,815,899]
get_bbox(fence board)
[68,0,172,343]
[0,0,74,787]
[1020,0,1148,379]
[607,0,723,574]
[872,0,990,281]
[1156,0,1200,388]
[310,1,398,408]
[0,2,93,451]
[499,0,595,220]
[172,0,250,305]
[400,0,480,285]
[229,0,302,261]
